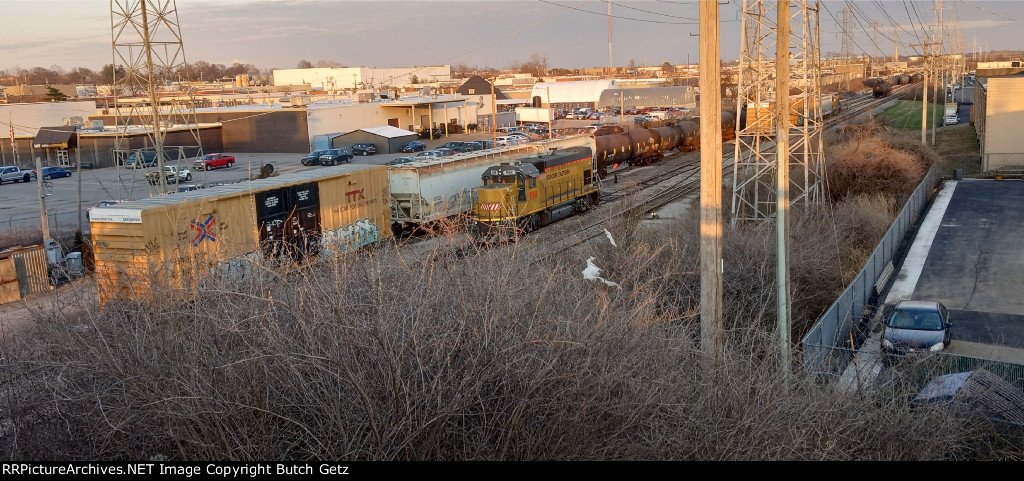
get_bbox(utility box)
[45,239,64,264]
[65,252,84,277]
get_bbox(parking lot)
[1,132,497,234]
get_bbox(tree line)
[0,61,267,87]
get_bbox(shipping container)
[89,164,391,304]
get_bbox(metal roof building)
[530,80,618,109]
[333,126,418,154]
[598,86,696,109]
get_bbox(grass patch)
[876,100,944,130]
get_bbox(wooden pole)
[698,0,723,372]
[776,0,792,386]
[491,78,497,147]
[34,154,50,244]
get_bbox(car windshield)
[888,308,944,330]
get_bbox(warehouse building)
[272,66,452,91]
[973,73,1024,172]
[332,126,418,154]
[530,79,619,110]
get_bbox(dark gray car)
[881,300,952,357]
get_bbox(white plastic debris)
[603,228,617,247]
[582,257,621,289]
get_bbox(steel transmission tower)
[731,0,825,222]
[111,0,203,195]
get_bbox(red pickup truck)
[193,153,235,171]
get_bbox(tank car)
[872,81,893,98]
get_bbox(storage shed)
[333,126,418,154]
[89,164,391,304]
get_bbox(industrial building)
[530,79,619,110]
[973,72,1024,172]
[272,66,453,91]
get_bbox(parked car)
[399,141,426,153]
[301,150,327,166]
[318,148,353,165]
[418,128,443,139]
[32,166,72,180]
[510,132,534,143]
[0,165,32,184]
[495,136,520,147]
[193,153,235,171]
[351,143,377,156]
[467,140,494,150]
[881,300,953,358]
[124,151,158,169]
[387,156,416,166]
[414,150,441,159]
[431,148,455,157]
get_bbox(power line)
[540,0,716,24]
[609,1,697,20]
[956,0,1024,25]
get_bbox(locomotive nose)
[475,186,514,219]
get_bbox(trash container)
[66,252,84,277]
[45,239,64,264]
[953,168,964,180]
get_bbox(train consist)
[593,111,737,176]
[470,111,738,237]
[864,73,924,98]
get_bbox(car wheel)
[229,161,234,167]
[23,174,30,182]
[44,175,51,180]
[66,172,72,177]
[205,165,211,171]
[186,174,192,181]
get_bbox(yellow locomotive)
[472,146,600,237]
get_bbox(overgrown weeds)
[0,208,1005,460]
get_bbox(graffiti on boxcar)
[320,217,380,256]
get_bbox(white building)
[272,66,452,90]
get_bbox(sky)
[2,0,1024,73]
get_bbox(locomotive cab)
[472,147,599,239]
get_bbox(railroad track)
[532,88,910,260]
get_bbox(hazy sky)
[2,0,1023,72]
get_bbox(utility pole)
[34,154,50,244]
[490,77,497,147]
[775,0,792,387]
[912,39,940,145]
[840,6,853,60]
[698,0,723,373]
[111,0,203,199]
[607,0,613,75]
[76,130,82,232]
[732,0,824,222]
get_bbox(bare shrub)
[0,211,1007,461]
[826,128,924,203]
